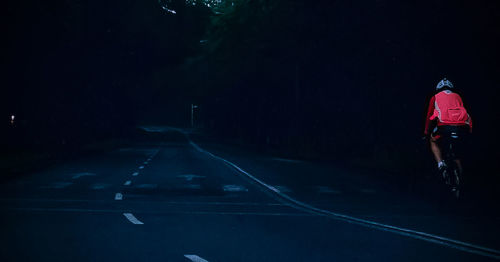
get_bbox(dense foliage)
[182,0,499,160]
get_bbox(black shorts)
[431,125,469,140]
[431,125,470,158]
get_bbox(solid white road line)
[132,172,139,176]
[123,213,144,225]
[0,198,285,206]
[188,139,500,260]
[114,193,123,200]
[184,255,209,262]
[124,180,132,186]
[274,185,292,193]
[10,207,310,217]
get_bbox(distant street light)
[10,115,15,126]
[191,104,199,128]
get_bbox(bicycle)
[438,129,465,200]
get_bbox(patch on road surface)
[271,158,303,163]
[315,186,342,194]
[223,185,248,192]
[91,183,111,190]
[180,184,202,190]
[71,172,96,179]
[177,174,206,181]
[40,182,73,189]
[135,184,158,189]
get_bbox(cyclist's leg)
[430,127,444,167]
[451,125,469,176]
[454,159,463,175]
[430,138,443,163]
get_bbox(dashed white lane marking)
[139,166,145,169]
[188,139,500,260]
[123,213,144,225]
[132,172,139,176]
[124,180,132,186]
[71,172,96,179]
[184,255,209,262]
[223,185,248,192]
[114,193,123,200]
[149,149,160,159]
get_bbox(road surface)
[0,127,498,261]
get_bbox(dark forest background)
[1,0,499,178]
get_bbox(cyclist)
[424,78,472,174]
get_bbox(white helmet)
[436,78,454,90]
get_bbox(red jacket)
[424,90,472,135]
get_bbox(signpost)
[191,104,198,128]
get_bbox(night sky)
[2,0,499,167]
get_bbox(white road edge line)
[123,213,144,225]
[188,139,500,260]
[184,255,209,262]
[124,180,132,186]
[114,193,123,200]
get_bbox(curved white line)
[188,139,500,260]
[184,255,209,262]
[123,213,144,225]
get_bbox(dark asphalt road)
[0,127,498,261]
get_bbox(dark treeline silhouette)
[1,0,210,149]
[180,0,499,177]
[2,0,499,186]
